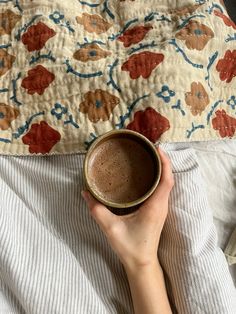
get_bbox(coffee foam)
[87,137,156,204]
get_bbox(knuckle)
[105,223,119,238]
[90,203,100,213]
[90,203,105,220]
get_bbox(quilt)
[0,0,236,155]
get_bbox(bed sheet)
[0,141,235,313]
[164,139,236,283]
[196,140,236,284]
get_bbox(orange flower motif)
[175,20,214,50]
[212,110,236,138]
[122,51,164,79]
[118,25,153,48]
[0,103,19,130]
[73,43,111,62]
[22,121,61,154]
[216,50,236,83]
[127,107,170,143]
[76,13,112,34]
[21,65,55,95]
[79,89,120,123]
[185,82,210,116]
[0,10,21,36]
[214,10,236,30]
[0,49,15,77]
[22,22,56,52]
[169,4,201,16]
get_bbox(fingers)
[140,147,174,209]
[81,190,117,234]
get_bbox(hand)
[82,147,174,273]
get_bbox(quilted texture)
[0,0,235,155]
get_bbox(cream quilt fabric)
[0,0,235,155]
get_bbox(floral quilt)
[0,0,236,155]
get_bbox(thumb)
[81,190,117,234]
[145,147,174,207]
[139,147,173,216]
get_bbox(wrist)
[124,259,162,280]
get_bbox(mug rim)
[83,130,162,209]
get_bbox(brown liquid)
[87,138,156,204]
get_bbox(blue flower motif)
[156,85,175,103]
[227,96,236,110]
[51,103,68,120]
[49,11,64,24]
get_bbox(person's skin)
[82,147,174,314]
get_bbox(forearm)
[125,261,172,314]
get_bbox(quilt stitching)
[0,0,235,154]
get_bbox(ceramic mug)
[84,130,162,212]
